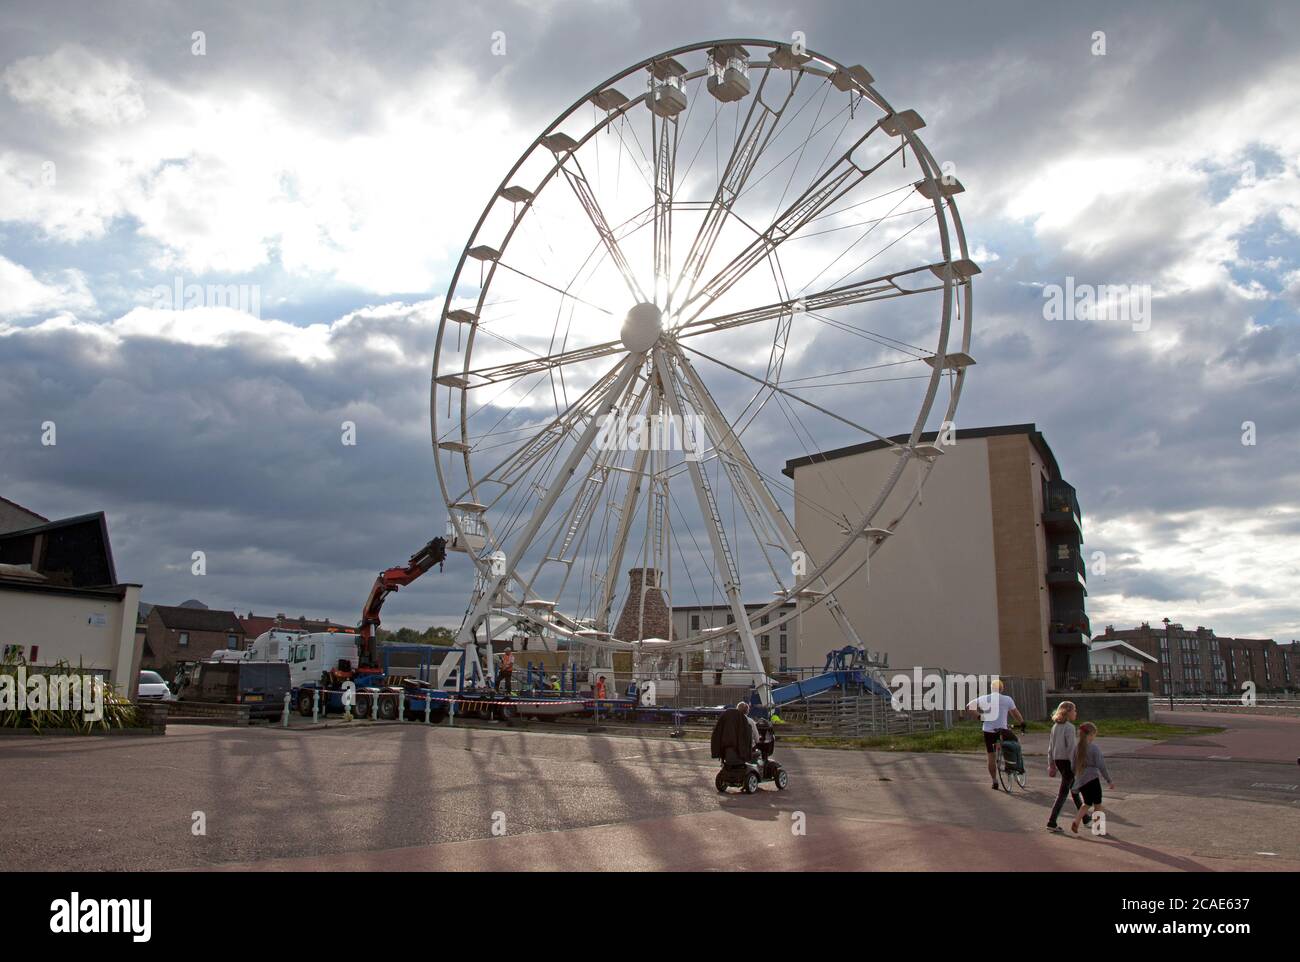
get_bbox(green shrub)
[0,653,139,733]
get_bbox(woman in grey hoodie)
[1070,721,1115,835]
[1046,700,1085,832]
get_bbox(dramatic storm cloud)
[1,0,1297,641]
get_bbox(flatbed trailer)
[292,644,589,723]
[292,643,466,721]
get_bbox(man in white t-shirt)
[966,680,1025,790]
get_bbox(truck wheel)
[297,691,315,717]
[378,695,398,721]
[354,695,371,719]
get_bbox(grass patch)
[774,718,1224,753]
[1074,719,1224,740]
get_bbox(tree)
[376,625,456,645]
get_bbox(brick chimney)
[614,568,671,641]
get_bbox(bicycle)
[994,726,1028,793]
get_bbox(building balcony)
[1043,481,1083,538]
[1049,608,1090,648]
[1049,628,1089,649]
[1046,552,1087,590]
[1051,608,1091,635]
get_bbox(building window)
[760,614,769,626]
[227,634,238,649]
[779,658,788,671]
[761,638,769,651]
[690,614,699,630]
[178,632,189,647]
[780,638,787,654]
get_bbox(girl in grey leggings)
[1046,701,1085,831]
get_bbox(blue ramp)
[770,670,893,706]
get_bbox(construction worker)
[594,675,607,700]
[496,648,514,692]
[549,674,560,692]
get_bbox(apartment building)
[1094,622,1296,695]
[670,602,800,672]
[784,423,1088,684]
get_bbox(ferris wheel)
[432,39,977,697]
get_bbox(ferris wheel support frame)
[651,349,771,703]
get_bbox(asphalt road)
[1,714,1296,872]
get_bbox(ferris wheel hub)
[621,302,663,352]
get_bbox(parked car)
[137,670,175,702]
[179,660,291,719]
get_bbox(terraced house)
[141,605,244,679]
[1092,622,1297,696]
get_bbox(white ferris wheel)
[432,39,977,700]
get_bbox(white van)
[232,629,363,688]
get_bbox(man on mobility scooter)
[711,701,789,793]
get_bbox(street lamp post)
[1162,617,1174,710]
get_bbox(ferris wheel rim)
[431,38,974,651]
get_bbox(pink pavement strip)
[201,809,1297,873]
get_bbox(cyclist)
[966,679,1025,790]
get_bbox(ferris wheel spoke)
[652,350,767,692]
[651,112,678,306]
[458,338,625,388]
[668,343,863,643]
[521,371,651,600]
[677,340,901,445]
[667,350,788,594]
[671,66,802,308]
[676,121,906,324]
[669,343,792,552]
[596,386,659,631]
[452,357,625,504]
[554,152,649,304]
[455,351,647,645]
[676,262,945,342]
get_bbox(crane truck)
[356,535,448,669]
[288,535,462,720]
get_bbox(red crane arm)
[357,536,447,666]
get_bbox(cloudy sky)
[1,0,1297,645]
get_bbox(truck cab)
[243,629,362,687]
